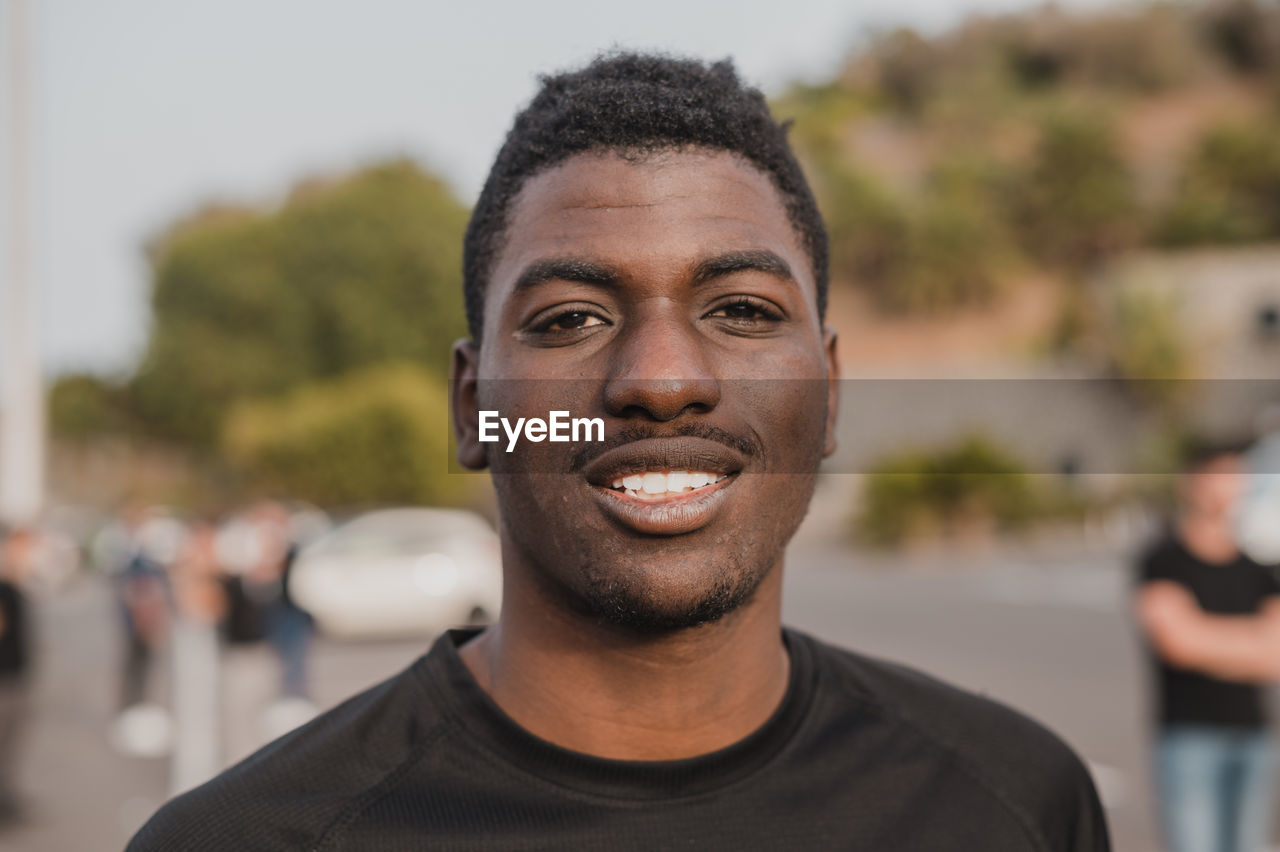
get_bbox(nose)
[603,310,721,421]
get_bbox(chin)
[573,553,768,635]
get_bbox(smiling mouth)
[606,470,732,501]
[580,436,747,534]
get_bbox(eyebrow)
[512,257,619,293]
[510,249,796,294]
[690,250,795,288]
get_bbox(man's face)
[454,148,837,632]
[1180,454,1246,520]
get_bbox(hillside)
[774,0,1280,369]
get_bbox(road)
[0,539,1218,851]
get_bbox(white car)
[290,508,503,639]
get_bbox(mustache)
[568,422,762,473]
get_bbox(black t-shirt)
[1136,533,1280,729]
[129,628,1109,851]
[0,580,28,681]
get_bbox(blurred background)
[2,0,1280,849]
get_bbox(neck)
[458,566,789,761]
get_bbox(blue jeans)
[265,603,312,699]
[1156,725,1276,852]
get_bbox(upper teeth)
[609,470,726,496]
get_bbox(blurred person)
[0,526,35,825]
[99,503,178,757]
[130,52,1108,851]
[242,501,317,734]
[1135,442,1280,852]
[168,519,226,795]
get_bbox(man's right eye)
[544,311,605,331]
[524,308,612,339]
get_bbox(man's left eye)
[707,298,781,323]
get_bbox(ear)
[823,327,840,459]
[451,339,489,470]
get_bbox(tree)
[130,160,469,446]
[1157,118,1280,245]
[222,363,472,508]
[857,435,1038,545]
[47,373,136,441]
[1012,110,1140,271]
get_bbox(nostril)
[604,378,722,421]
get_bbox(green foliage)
[776,2,1280,326]
[1010,110,1139,270]
[899,159,1014,311]
[843,3,1213,113]
[818,161,911,292]
[779,1,1280,319]
[48,374,137,440]
[131,160,469,445]
[817,156,1011,312]
[1103,280,1196,410]
[1109,287,1192,379]
[857,435,1037,546]
[891,195,1010,312]
[771,83,866,157]
[1156,118,1280,245]
[222,362,469,508]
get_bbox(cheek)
[736,375,828,471]
[479,378,598,472]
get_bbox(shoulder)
[0,583,23,616]
[1135,532,1186,584]
[794,631,1108,851]
[127,660,446,852]
[1240,554,1280,596]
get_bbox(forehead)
[483,149,812,323]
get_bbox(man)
[130,52,1108,850]
[1135,443,1280,852]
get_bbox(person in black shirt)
[1135,443,1280,852]
[0,526,33,824]
[130,52,1109,851]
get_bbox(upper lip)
[582,437,748,487]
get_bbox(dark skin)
[451,148,839,760]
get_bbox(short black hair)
[1181,436,1250,472]
[462,51,829,341]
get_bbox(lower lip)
[590,476,736,536]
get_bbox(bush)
[1156,118,1280,245]
[857,435,1037,546]
[896,161,1014,311]
[1010,110,1140,270]
[48,374,137,441]
[1100,276,1196,412]
[819,157,1011,313]
[819,161,912,295]
[222,363,471,508]
[1108,286,1193,381]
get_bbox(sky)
[0,0,1115,379]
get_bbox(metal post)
[1,0,45,525]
